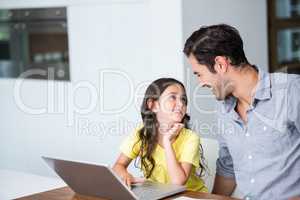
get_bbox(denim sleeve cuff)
[216,158,235,179]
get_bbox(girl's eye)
[181,96,187,104]
[169,95,176,100]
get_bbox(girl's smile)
[151,84,187,127]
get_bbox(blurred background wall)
[0,0,267,196]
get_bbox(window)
[0,7,70,80]
[268,0,300,74]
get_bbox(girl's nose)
[176,98,184,108]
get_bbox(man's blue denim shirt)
[216,68,300,200]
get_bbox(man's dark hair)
[183,24,250,73]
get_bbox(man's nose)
[198,80,207,87]
[196,77,204,86]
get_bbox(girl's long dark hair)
[133,78,207,178]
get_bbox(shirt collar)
[254,67,271,101]
[222,66,271,113]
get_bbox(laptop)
[42,156,186,200]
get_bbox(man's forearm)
[212,174,236,196]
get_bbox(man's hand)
[212,175,236,196]
[289,197,300,200]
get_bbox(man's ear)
[214,56,229,73]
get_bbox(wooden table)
[16,186,239,200]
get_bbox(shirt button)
[250,178,255,183]
[248,155,253,160]
[263,126,267,131]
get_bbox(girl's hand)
[121,173,145,189]
[161,123,184,143]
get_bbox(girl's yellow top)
[120,127,208,192]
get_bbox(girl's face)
[151,84,187,128]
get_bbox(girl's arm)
[163,139,193,185]
[161,123,193,185]
[112,153,144,188]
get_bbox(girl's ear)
[147,99,159,112]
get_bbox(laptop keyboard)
[131,181,183,200]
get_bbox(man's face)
[187,54,233,100]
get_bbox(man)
[184,24,300,200]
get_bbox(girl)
[113,78,207,192]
